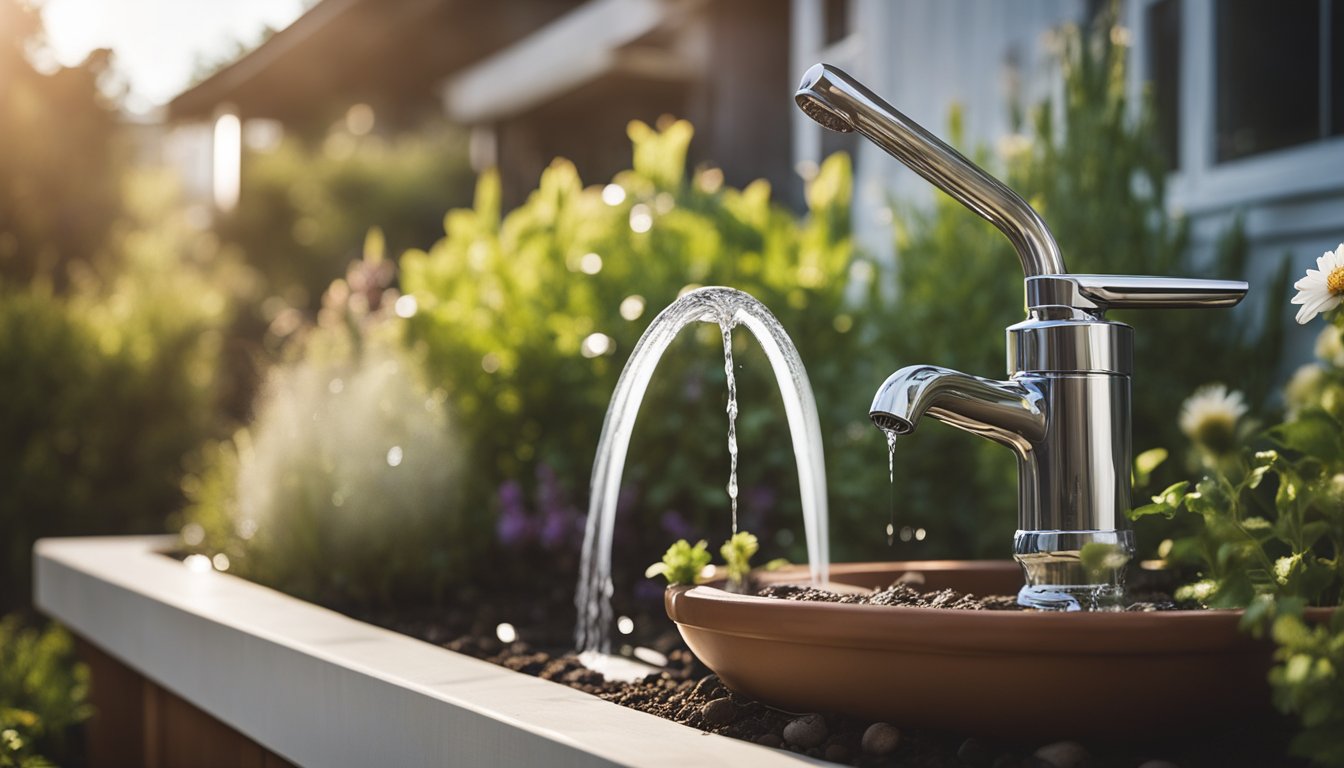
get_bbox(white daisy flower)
[1179,384,1248,455]
[1291,243,1344,324]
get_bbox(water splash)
[575,287,830,654]
[722,324,739,534]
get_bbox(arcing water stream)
[574,287,830,655]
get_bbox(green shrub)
[400,120,872,601]
[0,171,240,614]
[179,243,474,609]
[0,617,90,767]
[215,126,473,311]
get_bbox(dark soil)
[361,579,1298,768]
[757,582,1199,612]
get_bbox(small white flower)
[1179,384,1248,454]
[1291,243,1344,324]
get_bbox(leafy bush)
[179,242,474,609]
[0,617,90,767]
[400,120,870,606]
[0,171,242,614]
[215,126,473,312]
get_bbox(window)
[1145,0,1182,169]
[823,0,850,46]
[1214,0,1343,163]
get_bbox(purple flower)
[659,509,695,540]
[495,481,533,547]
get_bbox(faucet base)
[1013,529,1134,611]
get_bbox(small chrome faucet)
[795,63,1249,609]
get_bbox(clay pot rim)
[665,560,1335,656]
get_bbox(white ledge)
[35,536,815,768]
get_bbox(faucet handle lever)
[1026,274,1248,316]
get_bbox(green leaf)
[1272,412,1344,463]
[1133,447,1168,488]
[646,539,712,586]
[1128,501,1176,521]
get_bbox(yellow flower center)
[1329,266,1344,295]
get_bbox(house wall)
[791,0,1344,371]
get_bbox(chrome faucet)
[795,63,1249,609]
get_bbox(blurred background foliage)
[214,127,473,313]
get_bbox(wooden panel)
[79,638,147,768]
[81,637,295,768]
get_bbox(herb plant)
[645,539,713,587]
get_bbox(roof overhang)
[438,0,703,125]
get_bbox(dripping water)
[722,324,739,534]
[885,429,897,546]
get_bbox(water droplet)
[899,526,914,542]
[328,378,344,394]
[629,204,652,233]
[619,295,645,321]
[184,554,212,573]
[915,527,927,541]
[181,522,205,546]
[386,445,404,467]
[496,622,517,644]
[601,184,626,206]
[212,553,231,571]
[579,252,603,274]
[481,352,501,373]
[581,333,614,358]
[394,294,418,318]
[616,616,634,635]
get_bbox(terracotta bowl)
[665,561,1319,741]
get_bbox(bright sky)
[39,0,308,113]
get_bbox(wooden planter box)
[35,537,800,768]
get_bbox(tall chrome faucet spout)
[870,366,1044,453]
[794,63,1065,279]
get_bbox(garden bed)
[32,536,808,768]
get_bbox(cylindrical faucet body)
[1006,317,1136,609]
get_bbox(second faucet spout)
[870,365,1045,454]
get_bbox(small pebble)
[1136,762,1181,768]
[825,744,850,763]
[783,713,828,748]
[1034,741,1090,768]
[755,733,782,748]
[692,675,725,700]
[699,697,736,726]
[958,737,993,767]
[861,722,902,756]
